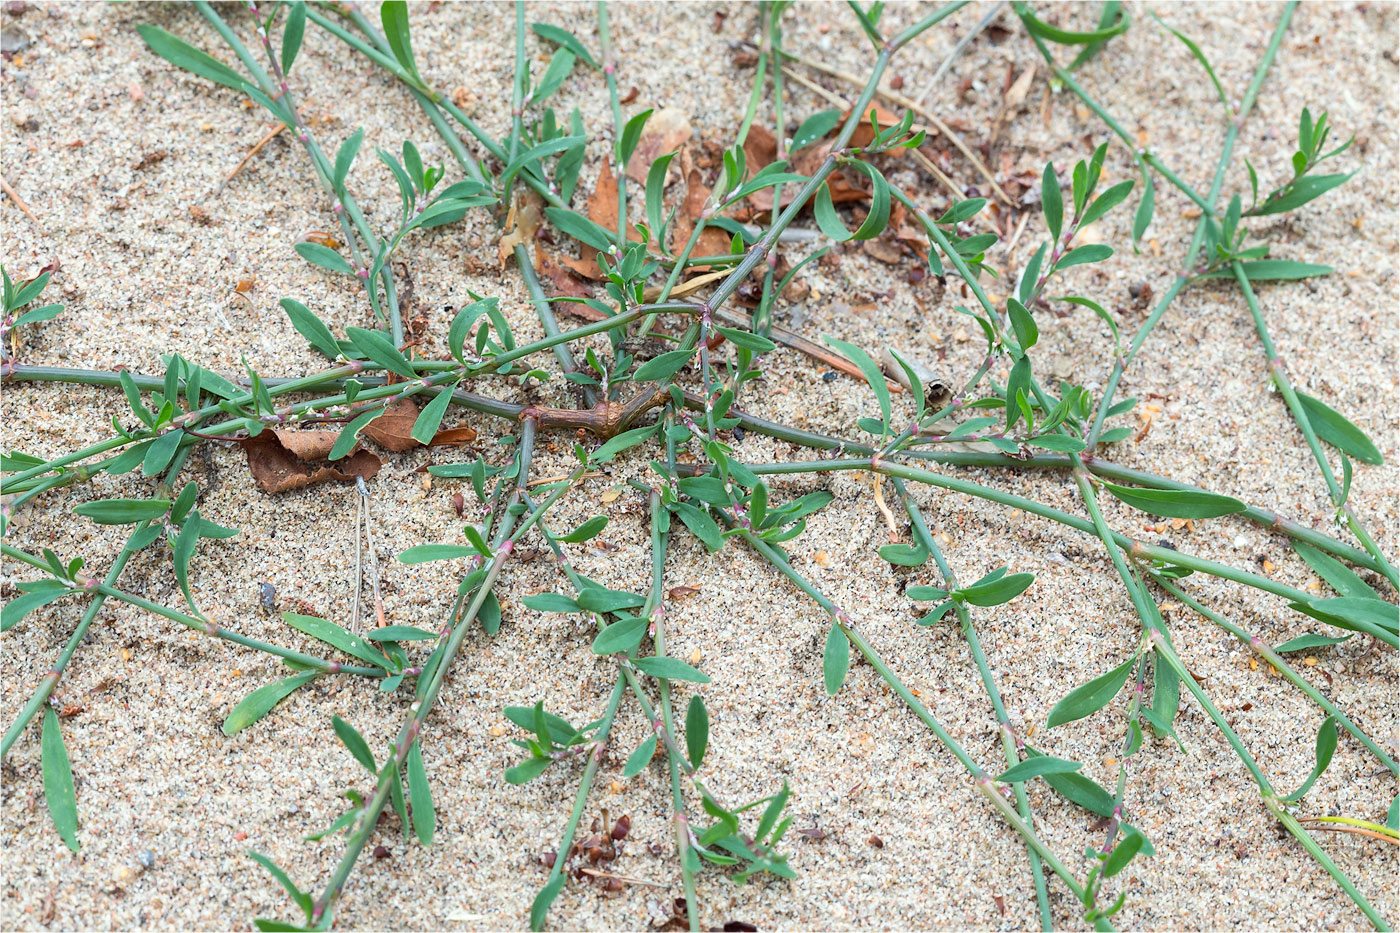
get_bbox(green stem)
[2,446,194,760]
[1232,263,1397,587]
[1152,575,1397,775]
[893,477,1051,929]
[2,543,384,678]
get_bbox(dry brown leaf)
[362,397,421,451]
[237,430,381,494]
[742,124,777,174]
[669,168,732,265]
[429,426,478,447]
[862,237,904,265]
[563,169,641,280]
[1004,63,1036,109]
[746,142,869,217]
[624,107,692,184]
[537,247,593,300]
[497,192,542,270]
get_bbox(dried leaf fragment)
[236,430,381,494]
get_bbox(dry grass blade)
[2,176,43,233]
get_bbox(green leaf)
[1197,260,1333,281]
[1054,244,1114,271]
[822,336,890,429]
[531,22,598,69]
[407,740,434,845]
[329,407,385,461]
[137,25,249,92]
[559,516,608,543]
[380,0,421,79]
[1296,392,1383,465]
[633,656,710,683]
[1007,298,1038,353]
[686,695,709,770]
[633,349,694,383]
[1133,173,1155,246]
[813,160,889,241]
[1027,433,1086,452]
[1078,179,1134,228]
[590,424,657,463]
[1018,3,1130,45]
[332,715,377,773]
[591,615,649,655]
[1102,829,1145,878]
[1281,717,1338,801]
[996,756,1082,783]
[1273,633,1352,653]
[1041,162,1063,242]
[334,128,364,190]
[410,384,455,445]
[1251,172,1355,216]
[281,1,306,74]
[293,241,355,275]
[73,497,170,525]
[823,622,850,696]
[1047,655,1135,728]
[1024,745,1116,815]
[617,109,654,166]
[530,874,566,931]
[955,571,1034,607]
[501,135,587,192]
[645,151,677,247]
[2,588,72,632]
[247,851,313,924]
[878,543,929,567]
[716,327,777,353]
[544,206,614,252]
[522,593,581,613]
[577,587,646,613]
[223,670,319,736]
[366,625,437,642]
[1149,13,1226,110]
[172,509,201,614]
[791,109,841,151]
[345,326,416,379]
[529,48,576,105]
[623,735,658,778]
[1151,647,1180,739]
[1102,482,1245,519]
[506,754,552,787]
[1292,543,1377,599]
[42,707,80,851]
[283,612,389,668]
[671,502,724,552]
[1294,597,1399,638]
[12,303,64,327]
[280,299,341,360]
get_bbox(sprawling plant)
[2,2,1394,930]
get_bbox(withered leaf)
[361,397,480,450]
[497,191,542,270]
[624,107,692,184]
[237,430,381,494]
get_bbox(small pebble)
[138,850,155,870]
[259,582,277,610]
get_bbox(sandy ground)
[2,1,1397,930]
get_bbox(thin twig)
[2,176,43,233]
[219,120,287,194]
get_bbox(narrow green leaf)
[1198,260,1332,281]
[407,740,435,845]
[332,715,377,773]
[1102,482,1245,519]
[823,622,850,696]
[531,22,598,69]
[329,407,386,461]
[670,502,724,552]
[1047,655,1135,728]
[280,299,341,360]
[223,670,319,736]
[73,498,170,525]
[522,593,581,613]
[293,241,355,275]
[380,0,421,78]
[1007,298,1038,353]
[955,571,1034,607]
[633,349,694,383]
[1281,717,1338,801]
[280,1,306,74]
[137,25,248,92]
[345,326,416,379]
[248,851,313,923]
[500,135,587,192]
[791,109,841,151]
[410,385,455,445]
[617,109,653,166]
[686,694,709,770]
[42,706,80,851]
[544,206,614,253]
[996,756,1082,783]
[282,612,389,668]
[530,874,566,931]
[1296,392,1383,465]
[633,656,710,683]
[1024,745,1116,815]
[2,588,72,632]
[822,336,890,428]
[623,735,658,778]
[559,515,608,543]
[1273,633,1352,653]
[1041,162,1063,242]
[1054,244,1114,271]
[591,615,648,655]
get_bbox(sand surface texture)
[2,2,1397,930]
